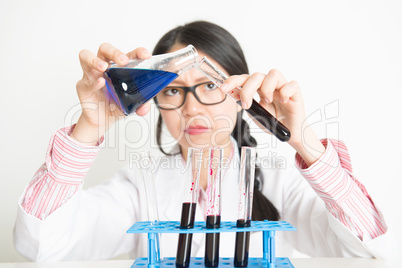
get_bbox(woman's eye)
[164,88,180,96]
[204,83,217,90]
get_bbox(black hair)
[153,21,279,221]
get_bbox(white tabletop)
[0,259,396,268]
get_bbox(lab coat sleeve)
[280,139,396,260]
[14,126,145,261]
[14,166,144,261]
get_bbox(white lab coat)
[13,137,395,262]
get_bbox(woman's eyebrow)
[168,78,211,87]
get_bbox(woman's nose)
[181,91,203,114]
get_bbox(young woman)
[14,21,393,261]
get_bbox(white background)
[1,0,401,262]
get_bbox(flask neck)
[167,45,198,75]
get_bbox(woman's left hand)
[221,69,325,166]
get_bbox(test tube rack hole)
[127,220,296,268]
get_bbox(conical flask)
[104,45,198,115]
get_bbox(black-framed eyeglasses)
[154,81,227,110]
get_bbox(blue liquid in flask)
[105,68,178,115]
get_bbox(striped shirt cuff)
[46,125,104,185]
[295,139,387,240]
[21,125,104,219]
[295,139,353,204]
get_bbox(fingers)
[220,74,249,106]
[79,49,109,74]
[126,47,152,60]
[220,69,295,110]
[240,73,267,109]
[76,76,105,97]
[79,44,152,81]
[260,69,287,103]
[224,73,267,109]
[275,80,302,104]
[97,44,151,65]
[97,43,129,66]
[135,102,151,116]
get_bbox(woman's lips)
[184,125,210,135]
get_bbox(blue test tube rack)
[127,220,296,268]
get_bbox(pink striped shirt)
[21,126,386,241]
[295,139,386,240]
[21,125,103,219]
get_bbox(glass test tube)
[196,57,291,142]
[140,151,162,263]
[204,147,223,267]
[234,147,256,267]
[176,148,203,268]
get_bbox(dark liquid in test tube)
[176,202,197,268]
[205,215,221,267]
[234,219,251,267]
[244,100,291,142]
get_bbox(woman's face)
[158,44,241,151]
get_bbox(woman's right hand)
[71,43,152,145]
